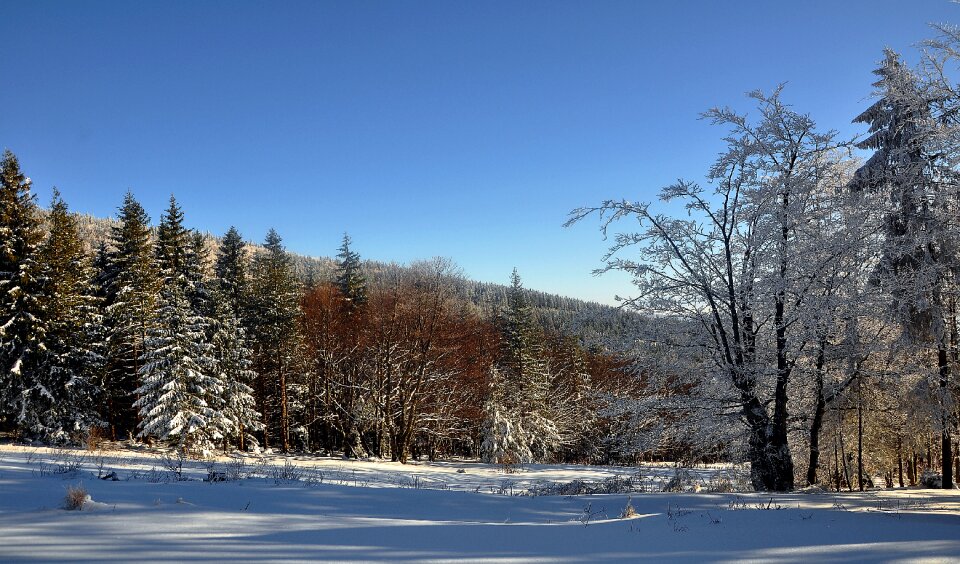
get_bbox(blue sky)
[1,1,957,304]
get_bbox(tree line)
[0,157,630,463]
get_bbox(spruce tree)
[102,191,160,438]
[0,150,48,437]
[34,189,103,439]
[210,292,261,451]
[155,195,189,284]
[482,269,558,463]
[135,282,222,455]
[184,231,213,312]
[336,233,367,308]
[215,226,247,317]
[248,229,300,451]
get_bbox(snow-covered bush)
[481,402,532,470]
[921,471,943,489]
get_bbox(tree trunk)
[838,412,852,492]
[743,395,793,491]
[938,345,953,488]
[857,373,864,492]
[897,435,905,488]
[806,342,827,486]
[834,438,841,492]
[279,351,289,452]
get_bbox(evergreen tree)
[155,195,189,284]
[210,292,262,451]
[34,190,103,439]
[215,226,247,317]
[0,150,48,437]
[185,231,213,314]
[482,269,559,463]
[336,233,367,308]
[102,191,160,438]
[481,367,533,466]
[248,229,300,451]
[134,283,222,455]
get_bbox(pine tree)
[336,233,367,308]
[0,150,48,437]
[102,191,160,438]
[34,189,103,439]
[248,229,300,451]
[135,283,223,455]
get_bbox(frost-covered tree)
[156,195,190,284]
[850,49,960,488]
[570,89,851,491]
[0,150,49,437]
[481,367,533,466]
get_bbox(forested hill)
[60,210,643,348]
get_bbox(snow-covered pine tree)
[851,49,960,488]
[248,229,300,451]
[336,233,367,309]
[102,191,160,438]
[482,269,560,463]
[0,150,49,438]
[481,367,533,466]
[210,292,261,451]
[186,230,241,449]
[134,282,222,455]
[33,189,103,440]
[210,226,264,451]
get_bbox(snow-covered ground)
[1,444,959,562]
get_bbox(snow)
[1,444,959,562]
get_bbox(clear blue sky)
[1,1,956,304]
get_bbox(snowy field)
[1,444,960,562]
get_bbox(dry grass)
[63,484,89,511]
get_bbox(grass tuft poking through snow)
[63,484,89,511]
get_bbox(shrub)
[63,484,89,510]
[920,471,943,489]
[271,459,304,484]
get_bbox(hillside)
[59,210,644,350]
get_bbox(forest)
[5,25,960,495]
[0,159,640,470]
